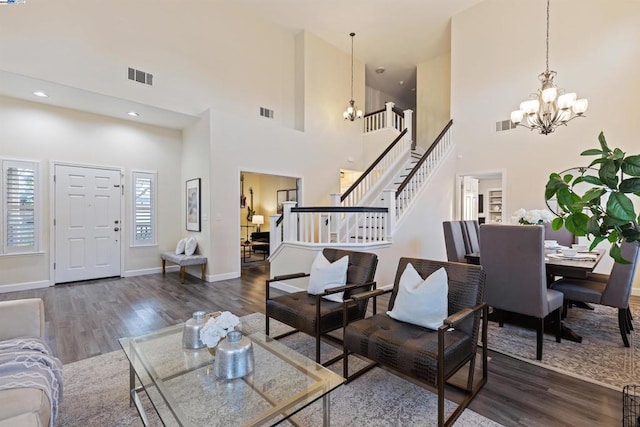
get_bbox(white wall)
[0,3,371,285]
[416,53,451,149]
[0,96,182,288]
[451,0,640,292]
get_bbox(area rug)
[487,301,639,390]
[57,314,500,426]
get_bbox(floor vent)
[128,67,153,86]
[495,119,516,132]
[260,107,274,119]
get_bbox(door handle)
[114,227,120,232]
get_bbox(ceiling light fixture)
[343,32,362,121]
[32,91,48,98]
[510,0,587,135]
[127,111,140,117]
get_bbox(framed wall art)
[186,178,201,231]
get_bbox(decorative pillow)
[175,238,187,255]
[387,264,448,330]
[185,237,198,256]
[307,252,349,303]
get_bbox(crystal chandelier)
[510,0,588,135]
[343,32,363,121]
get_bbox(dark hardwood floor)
[0,264,626,426]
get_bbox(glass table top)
[119,323,344,426]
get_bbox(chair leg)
[265,314,270,336]
[619,308,631,347]
[536,318,544,361]
[627,309,634,331]
[555,308,562,343]
[562,299,568,319]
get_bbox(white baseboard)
[633,287,640,297]
[0,280,51,294]
[207,272,239,282]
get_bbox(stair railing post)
[282,201,297,243]
[269,214,281,253]
[330,193,343,243]
[383,189,396,240]
[385,102,394,130]
[403,109,413,146]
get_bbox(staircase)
[270,118,454,249]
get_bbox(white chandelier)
[510,0,588,135]
[343,32,363,121]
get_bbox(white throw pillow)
[185,237,198,256]
[175,238,187,255]
[307,252,349,303]
[387,264,448,330]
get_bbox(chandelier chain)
[350,32,355,100]
[545,0,550,73]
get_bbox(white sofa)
[0,298,52,427]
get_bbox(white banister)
[404,109,413,143]
[282,201,297,243]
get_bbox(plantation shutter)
[132,171,156,245]
[3,160,37,253]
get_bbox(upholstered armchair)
[265,248,378,365]
[479,224,563,360]
[342,258,487,427]
[551,241,639,347]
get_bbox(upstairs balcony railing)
[364,102,412,136]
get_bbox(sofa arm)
[0,298,45,341]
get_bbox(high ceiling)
[235,0,485,108]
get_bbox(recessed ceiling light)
[33,91,48,98]
[375,67,385,74]
[127,111,140,117]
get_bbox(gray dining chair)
[443,221,469,263]
[479,224,563,360]
[443,220,480,263]
[543,222,576,248]
[551,241,639,347]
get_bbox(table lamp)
[252,215,264,233]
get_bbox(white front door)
[54,164,122,283]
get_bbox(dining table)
[464,248,605,343]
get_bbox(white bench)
[160,252,207,284]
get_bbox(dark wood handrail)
[363,106,405,119]
[341,128,408,202]
[395,119,453,198]
[292,207,388,213]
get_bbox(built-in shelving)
[488,188,502,223]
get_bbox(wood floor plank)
[0,263,628,426]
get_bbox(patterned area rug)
[57,314,499,426]
[487,300,639,390]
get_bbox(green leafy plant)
[545,131,640,263]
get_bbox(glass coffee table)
[119,324,344,426]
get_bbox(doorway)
[54,164,122,283]
[456,171,504,224]
[240,171,299,267]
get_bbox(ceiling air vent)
[260,107,274,119]
[127,67,153,86]
[495,119,516,132]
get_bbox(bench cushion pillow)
[185,237,198,256]
[175,238,187,255]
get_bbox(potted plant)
[545,132,640,263]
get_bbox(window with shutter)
[131,171,157,246]
[1,160,39,254]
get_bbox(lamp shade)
[251,215,264,225]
